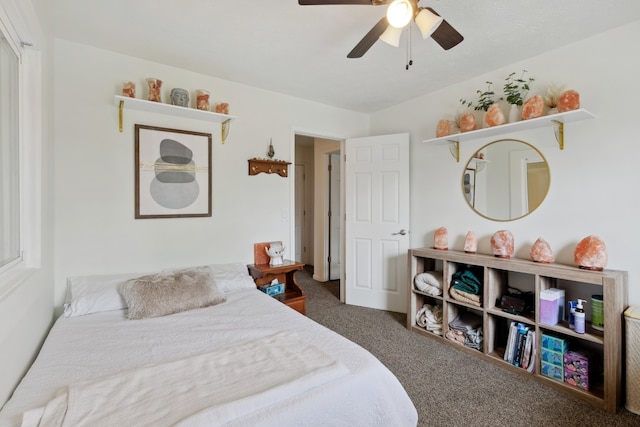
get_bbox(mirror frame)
[462,138,550,222]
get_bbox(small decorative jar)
[146,78,162,102]
[195,89,210,111]
[215,102,229,115]
[122,81,136,98]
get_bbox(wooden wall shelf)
[248,158,291,177]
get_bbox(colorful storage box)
[541,361,564,381]
[540,288,565,326]
[541,333,568,353]
[258,282,284,297]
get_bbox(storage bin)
[625,306,640,414]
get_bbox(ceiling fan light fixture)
[386,0,413,28]
[379,25,403,47]
[415,7,443,39]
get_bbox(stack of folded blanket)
[449,269,482,307]
[413,271,443,296]
[445,310,483,351]
[415,303,443,335]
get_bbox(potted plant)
[460,81,497,112]
[502,70,534,122]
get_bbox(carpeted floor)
[295,266,640,427]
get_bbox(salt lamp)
[521,95,544,120]
[459,112,477,132]
[436,119,451,137]
[491,230,514,258]
[434,227,448,250]
[483,103,505,127]
[530,237,554,263]
[574,235,607,270]
[557,90,580,112]
[464,231,477,254]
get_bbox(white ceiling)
[36,0,640,113]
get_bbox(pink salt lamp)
[434,227,448,250]
[530,237,554,263]
[574,235,607,271]
[464,231,477,253]
[557,90,580,112]
[491,230,514,258]
[521,95,544,120]
[459,112,477,132]
[483,103,505,128]
[436,119,451,137]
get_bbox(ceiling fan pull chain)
[406,24,413,70]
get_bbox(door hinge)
[328,256,332,263]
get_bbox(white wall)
[370,20,640,305]
[52,39,369,308]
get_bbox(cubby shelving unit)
[408,247,627,413]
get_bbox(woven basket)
[625,306,640,414]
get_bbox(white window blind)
[0,32,20,269]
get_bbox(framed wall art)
[135,124,212,219]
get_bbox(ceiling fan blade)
[425,7,464,50]
[298,0,390,5]
[347,17,388,58]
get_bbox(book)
[504,322,517,363]
[514,325,529,367]
[522,330,533,370]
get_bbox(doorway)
[293,134,342,290]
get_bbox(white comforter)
[0,289,417,427]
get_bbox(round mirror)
[462,139,550,221]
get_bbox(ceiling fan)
[298,0,463,58]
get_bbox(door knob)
[392,229,408,236]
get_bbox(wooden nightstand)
[247,260,306,315]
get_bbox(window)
[0,27,20,269]
[0,1,42,284]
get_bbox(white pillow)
[208,263,256,293]
[63,271,146,317]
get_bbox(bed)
[0,263,418,426]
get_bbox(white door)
[294,164,305,262]
[345,133,410,313]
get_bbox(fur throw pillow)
[120,266,226,320]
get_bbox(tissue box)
[540,288,565,326]
[258,282,284,297]
[541,361,564,381]
[564,351,589,375]
[564,371,589,391]
[541,348,564,366]
[542,333,568,353]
